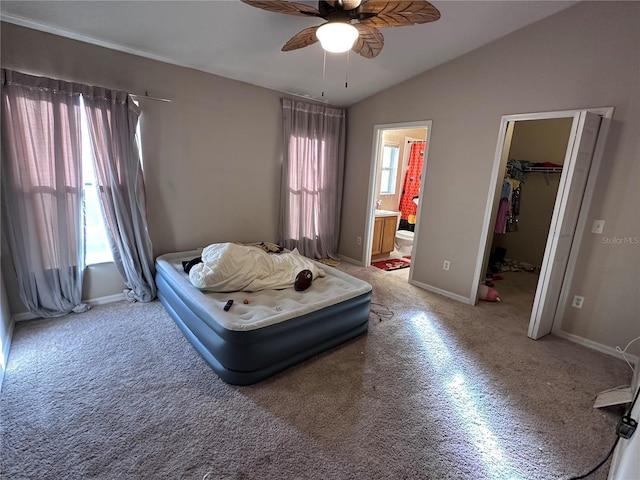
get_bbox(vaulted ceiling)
[1,1,577,106]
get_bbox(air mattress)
[155,249,372,385]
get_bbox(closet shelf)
[523,166,563,174]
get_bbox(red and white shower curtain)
[398,141,425,221]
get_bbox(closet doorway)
[475,107,614,340]
[485,117,573,333]
[365,121,431,280]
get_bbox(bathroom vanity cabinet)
[372,212,399,257]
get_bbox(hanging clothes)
[398,141,425,222]
[495,176,521,234]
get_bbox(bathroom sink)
[374,209,400,217]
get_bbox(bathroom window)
[380,144,399,195]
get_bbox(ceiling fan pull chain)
[322,49,327,97]
[345,50,350,89]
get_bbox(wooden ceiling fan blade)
[282,25,320,52]
[240,0,321,17]
[358,0,441,28]
[352,24,384,59]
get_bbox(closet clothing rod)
[523,166,562,173]
[130,93,171,103]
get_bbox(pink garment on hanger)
[495,198,509,234]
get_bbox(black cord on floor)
[568,382,639,479]
[370,302,394,322]
[568,437,620,480]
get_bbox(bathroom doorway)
[365,121,431,281]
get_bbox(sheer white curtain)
[1,69,88,317]
[83,90,156,302]
[279,99,346,259]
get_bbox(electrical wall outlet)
[356,236,362,245]
[443,260,450,271]
[572,295,584,309]
[591,219,605,234]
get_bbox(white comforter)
[188,243,325,292]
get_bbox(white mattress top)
[156,249,372,331]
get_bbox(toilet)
[395,230,414,256]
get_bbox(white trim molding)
[553,329,639,367]
[410,279,474,305]
[12,292,126,322]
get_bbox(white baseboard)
[337,255,475,305]
[12,292,126,322]
[553,329,640,367]
[410,279,475,305]
[13,311,38,322]
[87,292,126,307]
[337,254,366,267]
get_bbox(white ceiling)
[0,0,577,106]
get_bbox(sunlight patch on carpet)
[408,313,525,480]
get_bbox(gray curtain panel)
[1,68,156,318]
[1,69,89,317]
[82,90,156,302]
[279,98,346,259]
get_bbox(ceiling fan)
[240,0,441,59]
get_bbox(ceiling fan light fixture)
[316,22,359,53]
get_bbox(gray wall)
[340,1,639,356]
[0,80,13,379]
[0,270,11,389]
[1,157,13,386]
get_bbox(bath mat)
[371,259,411,271]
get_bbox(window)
[80,98,113,265]
[380,144,399,195]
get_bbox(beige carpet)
[0,262,631,479]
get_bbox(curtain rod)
[130,92,171,103]
[3,69,172,103]
[281,90,330,105]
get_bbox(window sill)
[85,259,115,267]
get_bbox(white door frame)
[472,106,614,337]
[530,111,602,338]
[364,120,432,276]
